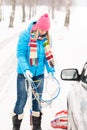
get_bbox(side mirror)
[61,69,79,81]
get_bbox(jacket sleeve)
[45,57,55,73]
[17,30,30,73]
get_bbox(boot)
[12,114,23,130]
[32,112,42,130]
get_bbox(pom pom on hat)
[35,13,50,31]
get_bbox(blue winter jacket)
[16,21,55,76]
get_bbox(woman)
[12,13,55,130]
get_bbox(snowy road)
[0,24,82,130]
[0,34,18,130]
[1,21,87,130]
[0,34,68,130]
[0,5,87,130]
[0,34,17,99]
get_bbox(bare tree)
[0,0,2,21]
[32,0,36,17]
[51,0,55,19]
[28,0,32,19]
[22,0,25,22]
[64,0,71,28]
[9,0,16,27]
[28,0,36,19]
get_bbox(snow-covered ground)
[0,6,87,130]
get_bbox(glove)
[48,72,54,78]
[24,70,33,82]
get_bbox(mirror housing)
[61,69,80,81]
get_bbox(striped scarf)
[29,32,54,67]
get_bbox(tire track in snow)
[0,35,18,101]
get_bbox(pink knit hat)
[35,13,50,31]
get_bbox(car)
[60,62,87,130]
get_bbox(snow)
[0,5,87,130]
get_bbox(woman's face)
[38,29,47,36]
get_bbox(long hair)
[46,31,50,45]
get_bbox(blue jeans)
[14,74,44,114]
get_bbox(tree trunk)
[64,9,70,28]
[0,7,2,21]
[9,0,16,28]
[28,0,32,19]
[0,0,2,21]
[51,0,55,19]
[32,0,36,17]
[22,0,25,22]
[64,0,71,28]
